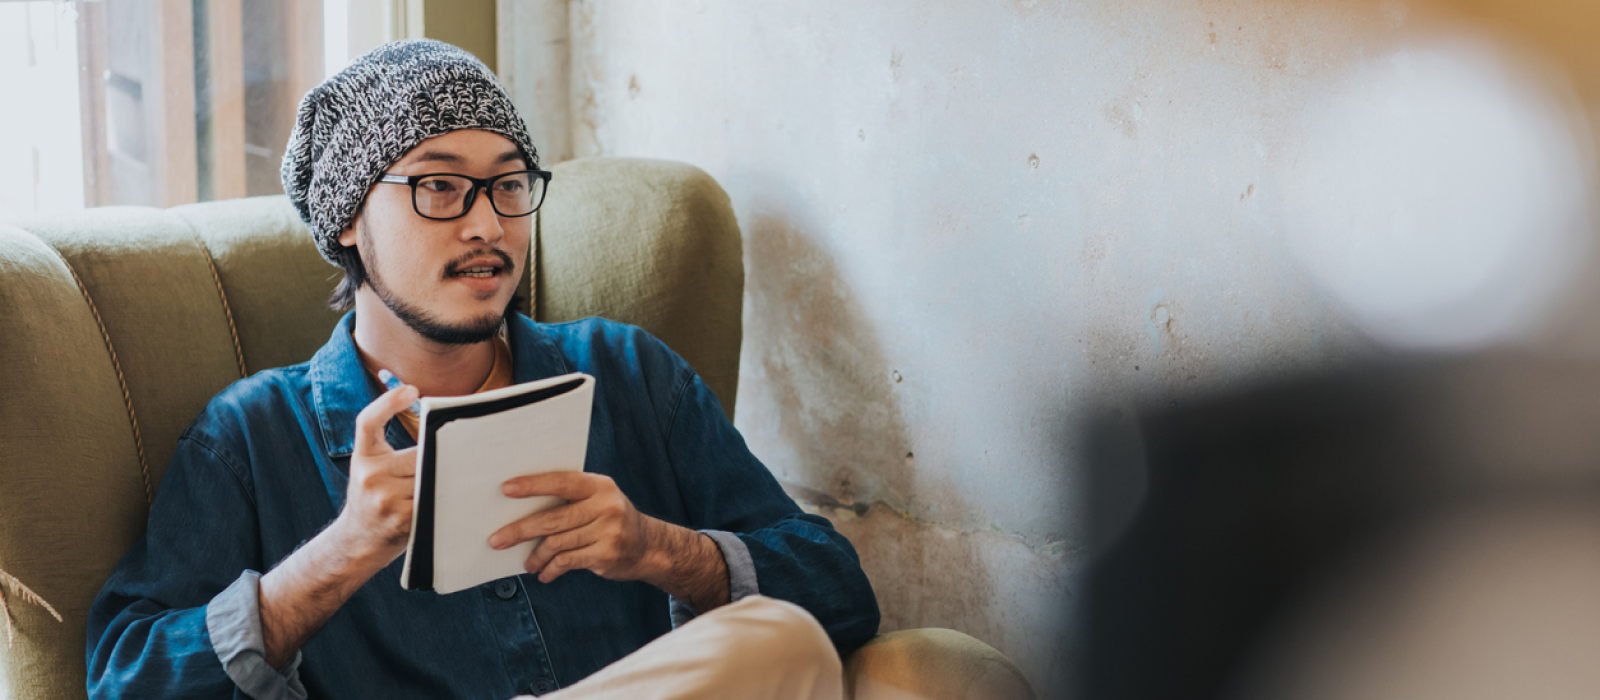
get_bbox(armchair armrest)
[843,628,1036,700]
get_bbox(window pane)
[0,2,86,214]
[1,0,327,212]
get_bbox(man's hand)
[489,472,730,612]
[329,382,419,563]
[259,382,418,670]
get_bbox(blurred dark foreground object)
[1081,354,1600,700]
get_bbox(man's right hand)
[260,382,419,670]
[330,382,420,564]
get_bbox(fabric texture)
[205,571,307,700]
[534,596,843,700]
[170,196,350,375]
[11,207,254,490]
[280,38,539,267]
[85,312,880,700]
[0,226,153,700]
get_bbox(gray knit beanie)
[281,39,539,267]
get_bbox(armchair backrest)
[0,157,743,700]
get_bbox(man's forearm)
[258,519,393,669]
[640,519,730,614]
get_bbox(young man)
[86,40,879,700]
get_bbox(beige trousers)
[524,596,843,700]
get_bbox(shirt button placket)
[532,678,558,695]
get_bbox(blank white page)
[423,374,593,594]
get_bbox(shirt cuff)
[669,530,759,627]
[205,570,308,700]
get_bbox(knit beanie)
[280,39,539,268]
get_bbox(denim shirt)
[86,313,880,700]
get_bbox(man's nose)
[458,186,505,244]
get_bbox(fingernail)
[378,370,422,413]
[501,483,517,496]
[489,535,504,549]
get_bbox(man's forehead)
[394,130,526,167]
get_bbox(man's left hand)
[489,471,658,582]
[489,473,729,612]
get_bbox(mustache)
[443,248,517,277]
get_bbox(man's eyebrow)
[496,151,527,165]
[410,150,462,164]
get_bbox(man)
[86,39,879,700]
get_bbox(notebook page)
[428,378,593,594]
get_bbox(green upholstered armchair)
[0,157,1032,700]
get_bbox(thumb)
[354,384,418,456]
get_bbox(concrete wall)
[503,2,1600,697]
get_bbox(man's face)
[338,129,533,345]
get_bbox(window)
[0,0,332,213]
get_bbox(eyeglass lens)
[413,173,547,219]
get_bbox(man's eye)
[421,179,459,193]
[495,179,527,193]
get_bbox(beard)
[359,220,511,346]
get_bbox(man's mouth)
[445,251,515,280]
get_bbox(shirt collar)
[310,311,572,458]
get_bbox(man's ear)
[337,221,358,248]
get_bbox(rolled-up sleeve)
[87,436,279,700]
[668,529,759,627]
[207,571,307,699]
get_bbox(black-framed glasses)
[377,170,553,220]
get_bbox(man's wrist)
[635,516,678,582]
[637,519,729,611]
[322,515,403,575]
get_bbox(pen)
[377,369,423,414]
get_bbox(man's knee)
[713,596,841,677]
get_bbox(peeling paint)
[786,480,1069,560]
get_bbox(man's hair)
[327,251,368,311]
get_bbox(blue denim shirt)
[86,313,879,699]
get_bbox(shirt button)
[494,579,518,600]
[532,679,557,695]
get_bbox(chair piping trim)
[58,254,153,507]
[191,233,248,378]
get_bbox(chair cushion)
[844,628,1037,700]
[0,225,151,700]
[11,207,252,489]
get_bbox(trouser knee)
[716,596,841,677]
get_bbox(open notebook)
[400,372,595,594]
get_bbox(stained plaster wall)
[502,2,1600,698]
